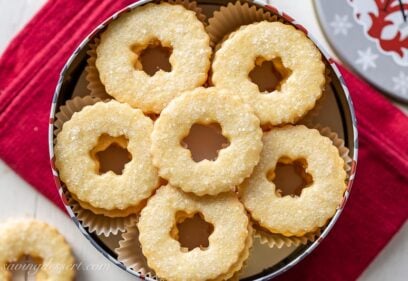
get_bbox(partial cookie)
[0,219,75,281]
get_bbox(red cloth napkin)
[0,0,407,280]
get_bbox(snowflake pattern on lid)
[392,71,408,96]
[316,0,408,102]
[330,14,353,36]
[356,47,379,70]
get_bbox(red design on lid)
[350,0,408,65]
[368,0,408,57]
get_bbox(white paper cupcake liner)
[315,125,352,174]
[85,38,112,100]
[254,226,321,249]
[65,190,138,237]
[53,96,102,139]
[116,225,157,278]
[206,1,279,47]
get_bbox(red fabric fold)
[0,1,407,280]
[0,0,135,210]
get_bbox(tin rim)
[48,0,358,280]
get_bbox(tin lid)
[315,0,408,103]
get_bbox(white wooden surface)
[0,0,406,280]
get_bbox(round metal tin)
[49,0,358,280]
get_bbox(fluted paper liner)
[206,1,279,47]
[116,225,158,278]
[85,0,207,99]
[66,190,138,237]
[254,226,321,249]
[256,125,352,248]
[116,224,253,280]
[85,38,111,100]
[53,96,102,139]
